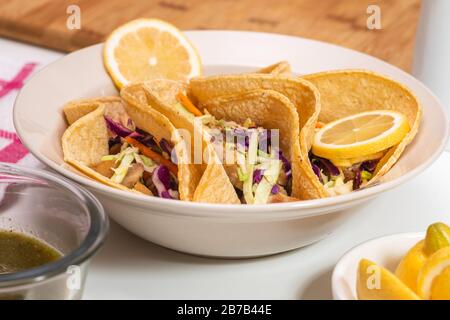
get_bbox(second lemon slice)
[104,18,202,88]
[312,110,410,160]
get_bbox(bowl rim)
[0,163,109,288]
[331,231,425,300]
[13,30,450,217]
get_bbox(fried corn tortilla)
[121,75,312,203]
[61,97,200,201]
[63,96,123,125]
[199,89,303,200]
[189,74,320,148]
[189,74,322,200]
[192,143,242,204]
[121,82,240,204]
[301,69,422,198]
[254,61,292,76]
[121,81,194,139]
[120,81,199,168]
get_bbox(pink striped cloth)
[0,60,42,167]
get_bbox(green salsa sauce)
[0,230,61,274]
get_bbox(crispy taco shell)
[121,81,195,144]
[301,69,422,198]
[189,74,322,200]
[63,96,123,125]
[199,89,303,199]
[254,61,292,76]
[61,97,199,201]
[121,82,240,204]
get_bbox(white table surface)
[2,38,449,300]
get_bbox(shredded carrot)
[125,137,178,176]
[315,121,325,129]
[176,92,203,117]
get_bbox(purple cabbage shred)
[312,163,323,183]
[104,116,132,138]
[271,185,280,194]
[253,169,264,184]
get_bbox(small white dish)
[13,31,449,258]
[332,232,424,300]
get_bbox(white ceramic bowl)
[332,232,424,300]
[13,31,449,258]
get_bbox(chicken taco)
[120,82,240,204]
[189,74,321,200]
[195,89,302,204]
[300,70,422,198]
[61,97,200,200]
[122,74,320,203]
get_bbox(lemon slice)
[103,18,202,88]
[417,246,450,299]
[357,259,420,300]
[312,110,410,160]
[329,151,385,167]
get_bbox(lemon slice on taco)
[312,110,410,160]
[309,110,410,196]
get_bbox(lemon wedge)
[430,267,450,300]
[103,18,202,88]
[417,246,450,299]
[312,110,410,160]
[424,222,450,255]
[395,240,428,292]
[357,259,420,300]
[396,222,450,296]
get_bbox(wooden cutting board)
[0,0,421,71]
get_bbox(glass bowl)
[0,163,108,299]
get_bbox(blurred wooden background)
[0,0,421,70]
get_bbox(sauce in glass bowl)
[0,230,61,275]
